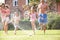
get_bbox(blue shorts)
[38,13,47,24]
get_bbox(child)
[12,12,20,35]
[29,8,37,35]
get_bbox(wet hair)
[5,6,9,8]
[2,3,5,5]
[1,3,5,8]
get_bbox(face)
[15,12,19,16]
[2,4,5,8]
[5,6,9,9]
[40,0,44,3]
[31,10,34,14]
[5,7,7,9]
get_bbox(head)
[14,12,19,16]
[40,0,45,4]
[31,6,35,13]
[31,9,35,14]
[1,3,5,8]
[5,6,9,9]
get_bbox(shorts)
[38,13,47,24]
[13,23,20,28]
[1,16,9,23]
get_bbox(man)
[37,0,49,34]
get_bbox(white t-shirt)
[13,16,20,24]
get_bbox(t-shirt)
[1,8,6,18]
[13,16,20,24]
[5,9,10,16]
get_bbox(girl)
[29,8,37,35]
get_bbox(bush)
[8,23,14,30]
[47,12,60,29]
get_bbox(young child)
[29,8,37,35]
[12,12,20,35]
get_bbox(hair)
[2,3,5,5]
[0,5,1,7]
[1,3,5,8]
[5,6,9,8]
[40,0,45,2]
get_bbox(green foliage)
[8,23,14,30]
[47,12,60,29]
[56,0,60,2]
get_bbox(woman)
[1,3,10,34]
[4,5,10,34]
[1,3,7,34]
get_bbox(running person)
[29,8,36,35]
[12,12,20,35]
[1,4,10,34]
[5,5,10,34]
[1,4,7,34]
[37,0,49,34]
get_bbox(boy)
[12,12,20,35]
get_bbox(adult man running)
[38,0,49,34]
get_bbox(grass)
[0,30,60,40]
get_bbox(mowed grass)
[0,30,60,40]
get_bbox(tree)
[47,0,57,12]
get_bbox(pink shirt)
[1,8,6,18]
[5,9,10,16]
[30,13,36,21]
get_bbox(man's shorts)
[38,13,47,24]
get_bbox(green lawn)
[0,30,60,40]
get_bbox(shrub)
[47,12,60,29]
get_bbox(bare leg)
[14,26,18,35]
[31,21,36,35]
[4,22,8,34]
[39,23,43,30]
[43,24,46,34]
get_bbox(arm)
[37,5,40,14]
